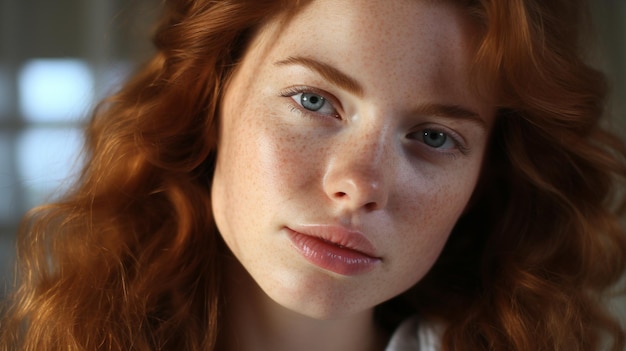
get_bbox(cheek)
[392,168,480,268]
[398,164,478,224]
[218,97,323,207]
[256,127,314,194]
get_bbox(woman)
[2,0,625,350]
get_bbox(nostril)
[325,177,388,211]
[364,201,379,211]
[334,191,348,199]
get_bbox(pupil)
[301,93,324,111]
[423,130,446,147]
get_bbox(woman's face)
[212,0,495,319]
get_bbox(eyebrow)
[413,103,487,130]
[275,56,486,128]
[274,56,365,96]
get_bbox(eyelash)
[279,86,341,120]
[279,86,469,157]
[408,127,469,158]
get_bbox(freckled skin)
[211,0,495,323]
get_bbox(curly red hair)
[2,0,625,350]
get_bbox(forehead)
[271,0,477,54]
[242,0,491,117]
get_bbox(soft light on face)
[212,0,495,319]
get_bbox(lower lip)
[286,229,381,276]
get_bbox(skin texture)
[212,0,496,349]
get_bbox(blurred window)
[18,59,94,123]
[0,0,158,294]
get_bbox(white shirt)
[384,316,443,351]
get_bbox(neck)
[219,256,388,351]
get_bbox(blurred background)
[0,0,159,293]
[0,0,625,325]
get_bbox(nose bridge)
[323,122,391,211]
[348,126,387,175]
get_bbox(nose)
[322,136,390,212]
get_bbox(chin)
[256,268,381,321]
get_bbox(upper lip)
[287,224,380,258]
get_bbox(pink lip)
[285,225,381,276]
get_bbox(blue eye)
[410,129,457,150]
[300,93,326,111]
[423,130,447,148]
[289,92,338,116]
